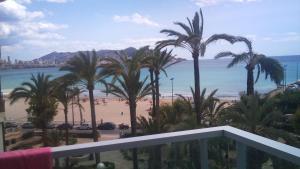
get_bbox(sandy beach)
[3,96,172,126]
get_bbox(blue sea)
[0,55,299,99]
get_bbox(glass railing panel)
[245,146,300,169]
[51,138,233,169]
[45,126,300,169]
[53,150,133,169]
[207,137,235,169]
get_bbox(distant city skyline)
[0,0,300,61]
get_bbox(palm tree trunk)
[247,67,254,95]
[71,97,74,125]
[154,71,160,131]
[154,71,162,169]
[149,69,156,117]
[77,94,83,125]
[129,99,138,169]
[129,99,137,135]
[193,52,201,124]
[88,88,100,164]
[64,107,70,169]
[64,108,69,145]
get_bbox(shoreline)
[2,89,240,100]
[2,95,235,125]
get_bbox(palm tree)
[73,87,84,124]
[52,77,77,146]
[176,88,220,168]
[143,48,179,131]
[143,49,179,169]
[101,51,152,169]
[9,73,57,146]
[60,51,105,163]
[224,93,299,169]
[203,98,227,127]
[52,77,77,169]
[142,48,157,118]
[215,39,284,95]
[225,93,282,134]
[156,9,247,124]
[138,89,225,169]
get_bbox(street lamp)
[170,77,174,105]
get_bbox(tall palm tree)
[143,49,179,131]
[101,51,152,169]
[215,39,284,95]
[156,9,247,124]
[142,48,157,118]
[142,48,179,169]
[52,77,77,169]
[9,73,57,146]
[52,77,77,146]
[60,51,105,163]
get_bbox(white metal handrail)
[51,126,300,168]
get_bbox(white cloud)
[22,22,68,32]
[31,37,164,51]
[261,32,300,42]
[0,0,44,21]
[15,0,72,4]
[0,0,67,46]
[16,0,32,4]
[123,38,165,47]
[245,34,257,41]
[261,37,272,41]
[113,13,159,27]
[192,0,259,7]
[46,0,71,3]
[2,37,165,60]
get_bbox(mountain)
[33,47,138,63]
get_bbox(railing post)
[236,142,247,169]
[200,139,208,169]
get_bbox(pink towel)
[0,147,52,169]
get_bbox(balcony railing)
[51,126,300,169]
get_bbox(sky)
[0,0,300,61]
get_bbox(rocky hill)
[33,47,137,63]
[33,47,186,64]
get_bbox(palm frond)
[203,34,252,56]
[192,11,199,35]
[214,51,235,59]
[255,64,261,83]
[199,9,204,40]
[173,22,192,36]
[258,55,284,85]
[60,50,103,89]
[227,53,249,68]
